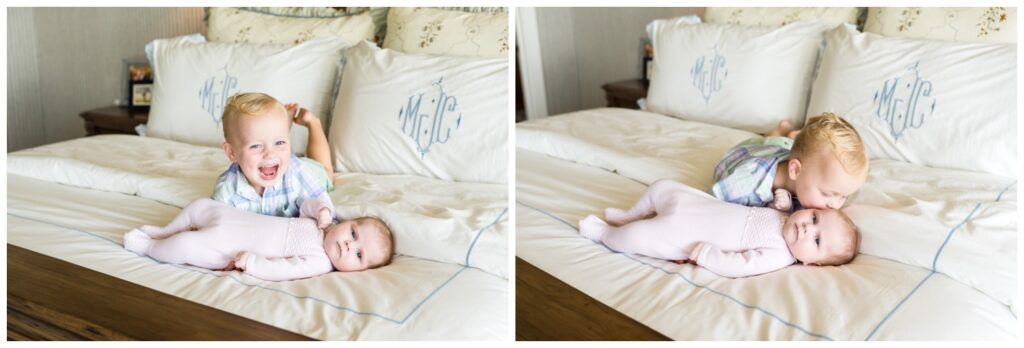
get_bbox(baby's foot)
[604,208,632,226]
[123,229,153,256]
[579,215,611,241]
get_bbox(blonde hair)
[820,211,860,266]
[790,113,868,176]
[356,216,395,268]
[221,92,289,143]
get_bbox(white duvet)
[7,135,508,340]
[516,108,1016,340]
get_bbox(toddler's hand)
[285,103,319,127]
[769,189,793,211]
[317,208,333,229]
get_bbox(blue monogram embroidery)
[872,62,936,142]
[690,46,728,104]
[398,77,463,159]
[198,65,239,126]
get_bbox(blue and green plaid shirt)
[212,154,333,218]
[711,136,794,208]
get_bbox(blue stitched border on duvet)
[516,200,833,340]
[8,206,508,325]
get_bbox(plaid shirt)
[711,136,794,208]
[212,154,333,218]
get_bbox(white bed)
[7,135,508,340]
[515,108,1016,340]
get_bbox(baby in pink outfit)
[579,179,859,278]
[124,199,393,281]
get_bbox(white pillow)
[382,7,509,58]
[145,34,351,153]
[207,7,376,45]
[806,25,1016,177]
[646,18,832,132]
[864,7,1016,44]
[328,41,508,184]
[704,7,861,28]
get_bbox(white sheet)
[7,135,508,340]
[515,108,1016,340]
[7,135,508,278]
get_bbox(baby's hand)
[769,189,793,211]
[285,103,319,127]
[317,208,333,229]
[234,252,251,271]
[689,242,704,263]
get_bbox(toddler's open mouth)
[258,164,279,181]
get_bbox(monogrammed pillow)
[806,25,1016,177]
[328,41,508,183]
[145,34,350,153]
[646,17,832,133]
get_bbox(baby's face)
[323,219,391,272]
[225,108,292,193]
[791,148,865,210]
[782,208,852,265]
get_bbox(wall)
[7,7,204,152]
[533,7,701,116]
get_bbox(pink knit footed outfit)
[579,179,797,278]
[123,198,332,281]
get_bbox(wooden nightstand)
[601,79,649,110]
[80,106,149,136]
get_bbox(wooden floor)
[515,257,668,341]
[7,244,311,340]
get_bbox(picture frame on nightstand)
[123,58,153,110]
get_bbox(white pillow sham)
[646,17,832,132]
[328,41,508,184]
[806,25,1016,177]
[207,7,375,45]
[382,7,509,58]
[146,34,350,153]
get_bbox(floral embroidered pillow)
[207,7,375,45]
[382,7,508,58]
[864,7,1016,44]
[806,25,1016,177]
[704,7,861,28]
[328,42,508,183]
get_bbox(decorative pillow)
[207,7,375,45]
[805,25,1016,177]
[145,34,350,153]
[645,17,832,132]
[382,7,509,58]
[864,7,1016,44]
[704,7,862,28]
[328,41,508,184]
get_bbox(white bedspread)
[516,108,1016,340]
[7,135,508,340]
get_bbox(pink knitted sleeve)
[694,244,796,278]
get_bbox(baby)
[212,92,336,227]
[123,199,393,281]
[713,113,869,212]
[580,179,859,278]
